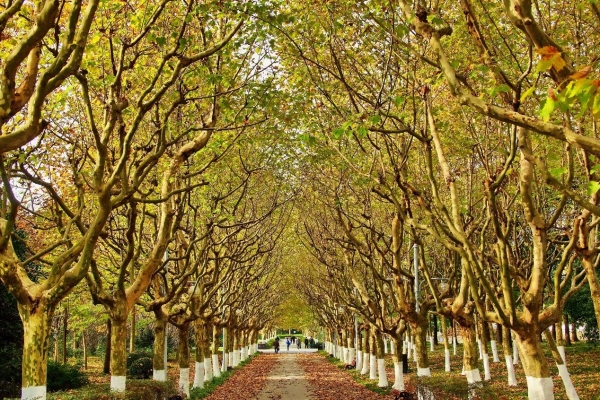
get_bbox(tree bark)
[129,306,135,353]
[20,306,53,400]
[516,332,554,400]
[433,314,439,345]
[109,314,128,392]
[177,323,190,397]
[461,323,481,383]
[564,315,571,346]
[62,304,68,364]
[103,318,111,374]
[152,312,168,381]
[414,324,430,376]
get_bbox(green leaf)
[156,36,167,46]
[588,181,600,195]
[547,153,560,161]
[393,95,405,107]
[549,167,567,178]
[520,86,536,102]
[370,114,381,125]
[332,127,345,139]
[591,164,600,175]
[539,98,556,121]
[536,58,555,73]
[357,125,368,137]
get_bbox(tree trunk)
[178,324,190,397]
[391,336,404,390]
[20,306,53,400]
[461,323,481,384]
[571,324,579,342]
[564,315,571,346]
[103,319,111,374]
[211,324,221,378]
[502,326,517,386]
[543,330,579,400]
[82,332,88,370]
[129,306,135,353]
[62,304,68,364]
[516,332,554,400]
[109,315,128,392]
[433,314,439,345]
[152,313,167,381]
[360,328,369,375]
[374,330,388,387]
[581,256,600,334]
[414,324,430,376]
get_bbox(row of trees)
[0,0,297,398]
[276,1,600,400]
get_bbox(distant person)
[274,338,280,354]
[297,339,302,349]
[304,337,309,348]
[286,337,291,351]
[309,337,315,348]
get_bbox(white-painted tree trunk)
[384,339,388,354]
[445,348,451,372]
[557,364,579,400]
[491,340,500,362]
[453,335,457,356]
[558,346,566,365]
[477,339,483,360]
[22,386,46,400]
[153,369,166,381]
[350,348,356,365]
[513,338,519,365]
[369,354,378,379]
[483,353,491,380]
[377,359,388,387]
[361,351,369,375]
[525,376,554,400]
[391,340,395,355]
[179,368,190,397]
[204,357,213,381]
[212,354,221,378]
[110,376,126,392]
[193,362,205,389]
[413,343,417,362]
[465,369,481,384]
[356,350,363,371]
[233,349,239,367]
[392,361,404,390]
[417,367,431,377]
[342,347,348,363]
[505,356,517,386]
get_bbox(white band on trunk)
[110,376,126,392]
[194,362,205,388]
[392,361,404,391]
[557,363,579,400]
[525,376,554,400]
[153,369,166,381]
[465,368,481,383]
[505,355,517,386]
[369,354,377,379]
[377,358,388,387]
[179,368,190,396]
[445,348,451,372]
[21,385,46,400]
[417,367,431,377]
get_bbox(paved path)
[255,353,312,399]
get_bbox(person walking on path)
[297,339,302,349]
[286,337,291,351]
[274,337,280,354]
[304,337,309,348]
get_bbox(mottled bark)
[110,316,128,378]
[20,306,53,390]
[153,313,167,374]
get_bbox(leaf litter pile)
[296,354,396,399]
[204,354,277,400]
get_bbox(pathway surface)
[205,352,395,400]
[256,353,312,400]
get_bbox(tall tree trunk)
[433,314,439,345]
[129,306,135,353]
[502,326,517,386]
[543,330,579,400]
[82,332,88,370]
[571,324,579,342]
[109,313,128,392]
[564,315,571,346]
[391,336,404,390]
[152,312,168,381]
[103,319,111,374]
[414,324,430,376]
[177,323,190,397]
[461,323,481,384]
[374,330,388,387]
[516,331,554,400]
[20,306,53,400]
[62,303,68,364]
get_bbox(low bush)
[41,380,176,400]
[126,351,153,379]
[47,361,89,392]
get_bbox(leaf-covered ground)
[296,354,396,399]
[202,354,277,400]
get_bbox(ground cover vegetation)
[2,0,600,399]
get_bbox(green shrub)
[126,351,153,379]
[47,361,89,392]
